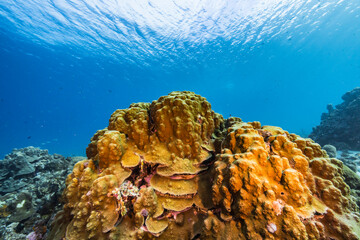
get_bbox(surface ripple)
[0,0,358,67]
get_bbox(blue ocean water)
[0,0,359,158]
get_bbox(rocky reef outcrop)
[48,91,360,240]
[0,147,82,240]
[310,87,360,150]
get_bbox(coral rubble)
[310,87,360,150]
[48,91,360,240]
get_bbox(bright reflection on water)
[1,0,358,66]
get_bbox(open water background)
[0,0,359,157]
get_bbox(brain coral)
[48,91,360,240]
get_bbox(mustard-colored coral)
[48,91,360,240]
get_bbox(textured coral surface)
[48,91,360,240]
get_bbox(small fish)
[27,136,31,139]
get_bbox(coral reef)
[338,150,360,174]
[310,87,360,150]
[321,144,360,175]
[0,147,82,240]
[319,145,360,209]
[323,144,337,158]
[48,91,360,240]
[342,164,360,210]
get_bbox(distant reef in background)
[310,87,360,150]
[0,147,84,240]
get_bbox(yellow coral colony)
[48,91,360,240]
